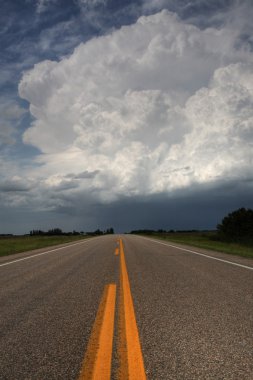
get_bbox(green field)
[0,235,91,257]
[141,232,253,259]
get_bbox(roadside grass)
[0,235,91,257]
[141,232,253,259]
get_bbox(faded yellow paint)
[118,238,146,380]
[78,284,116,380]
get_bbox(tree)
[47,228,63,235]
[217,208,253,243]
[105,228,114,234]
[30,230,44,236]
[94,229,103,235]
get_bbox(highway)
[0,235,253,379]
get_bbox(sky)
[0,0,253,234]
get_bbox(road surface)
[0,235,253,379]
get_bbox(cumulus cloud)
[155,62,253,188]
[17,9,253,208]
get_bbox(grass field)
[0,235,91,257]
[141,232,253,259]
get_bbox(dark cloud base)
[94,183,253,232]
[1,181,252,234]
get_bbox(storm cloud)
[0,1,253,233]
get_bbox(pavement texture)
[0,234,253,379]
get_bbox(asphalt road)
[0,235,253,379]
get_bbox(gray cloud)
[78,180,253,232]
[1,179,251,234]
[65,170,100,180]
[0,177,34,192]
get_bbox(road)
[0,235,253,379]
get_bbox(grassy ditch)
[140,232,253,259]
[0,235,91,257]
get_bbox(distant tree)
[47,228,63,236]
[94,229,103,235]
[217,208,253,243]
[130,229,155,235]
[105,228,114,234]
[30,230,44,236]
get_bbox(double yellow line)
[78,238,146,380]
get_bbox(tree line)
[130,208,253,245]
[130,229,201,234]
[29,227,114,236]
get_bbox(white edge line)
[0,238,95,268]
[137,235,253,271]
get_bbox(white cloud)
[17,9,253,208]
[155,63,253,189]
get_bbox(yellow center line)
[78,284,116,380]
[115,247,119,256]
[118,238,147,380]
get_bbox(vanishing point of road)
[0,234,253,379]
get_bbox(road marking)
[138,236,253,271]
[0,239,95,268]
[115,247,119,256]
[78,284,116,380]
[118,238,146,380]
